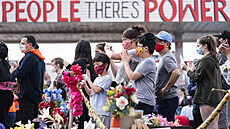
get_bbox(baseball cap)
[155,31,172,44]
[214,30,230,39]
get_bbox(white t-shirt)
[180,105,194,120]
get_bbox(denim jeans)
[6,112,16,129]
[158,97,179,122]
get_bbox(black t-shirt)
[0,61,13,82]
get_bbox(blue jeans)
[158,97,179,122]
[6,112,16,129]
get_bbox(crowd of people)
[0,25,230,129]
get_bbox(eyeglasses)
[155,39,167,44]
[122,38,132,42]
[137,45,144,47]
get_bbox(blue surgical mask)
[196,47,203,55]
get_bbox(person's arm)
[123,61,143,80]
[86,79,103,94]
[86,69,103,94]
[186,60,207,82]
[160,56,180,97]
[160,68,180,97]
[12,54,36,78]
[110,59,117,77]
[111,53,122,60]
[121,50,143,80]
[83,82,92,96]
[44,72,51,86]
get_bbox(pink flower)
[75,74,83,82]
[70,99,82,106]
[63,71,69,76]
[73,110,82,117]
[73,106,83,117]
[69,76,78,85]
[70,89,81,94]
[71,64,82,75]
[168,121,174,126]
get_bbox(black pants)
[15,97,39,124]
[78,101,90,129]
[158,97,179,122]
[0,90,13,127]
[133,102,154,115]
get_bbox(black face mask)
[95,52,100,57]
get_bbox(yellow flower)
[101,105,109,111]
[130,94,138,104]
[128,107,137,116]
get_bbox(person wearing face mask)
[95,42,116,81]
[181,35,224,129]
[44,57,64,88]
[121,32,156,115]
[83,53,112,129]
[154,31,180,122]
[109,25,147,83]
[11,35,45,125]
[214,30,230,66]
[216,31,230,129]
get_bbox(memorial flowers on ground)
[144,114,181,127]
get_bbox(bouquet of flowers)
[37,88,69,129]
[102,83,138,117]
[143,114,181,127]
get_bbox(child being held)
[83,53,112,128]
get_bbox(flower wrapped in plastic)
[143,114,181,127]
[37,88,69,128]
[102,82,138,117]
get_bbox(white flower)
[54,112,64,124]
[15,121,22,127]
[130,94,139,104]
[38,107,54,121]
[116,96,128,110]
[84,118,95,129]
[24,120,34,129]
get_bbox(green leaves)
[122,107,129,115]
[109,102,118,111]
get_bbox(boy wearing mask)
[83,53,112,129]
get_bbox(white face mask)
[19,43,26,52]
[50,66,56,73]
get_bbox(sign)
[0,0,229,22]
